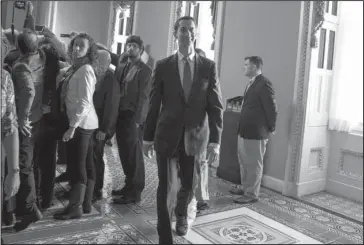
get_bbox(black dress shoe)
[53,206,82,220]
[175,215,188,236]
[197,201,210,211]
[113,195,141,204]
[14,208,43,232]
[2,211,16,226]
[111,187,129,196]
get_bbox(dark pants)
[35,115,58,207]
[115,110,145,198]
[57,140,67,165]
[67,128,95,186]
[156,134,195,244]
[92,132,107,192]
[16,120,42,214]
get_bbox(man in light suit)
[143,16,223,244]
[230,56,277,204]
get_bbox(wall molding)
[283,1,313,197]
[296,178,326,197]
[327,179,363,202]
[308,147,324,173]
[337,149,363,181]
[166,1,179,56]
[262,175,284,193]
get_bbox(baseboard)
[296,178,326,197]
[262,175,284,193]
[326,179,363,202]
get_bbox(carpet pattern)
[1,140,363,244]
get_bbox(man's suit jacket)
[12,49,46,124]
[238,74,277,140]
[144,53,224,157]
[112,54,152,125]
[93,68,121,138]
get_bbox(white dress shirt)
[65,64,99,129]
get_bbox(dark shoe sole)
[113,197,141,204]
[233,198,259,204]
[229,189,245,195]
[197,202,210,211]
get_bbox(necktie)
[243,79,254,98]
[183,57,193,100]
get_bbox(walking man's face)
[174,19,196,48]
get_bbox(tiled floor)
[2,141,363,244]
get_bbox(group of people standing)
[1,1,153,233]
[1,2,277,244]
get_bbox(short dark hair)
[126,35,144,51]
[245,56,263,69]
[17,28,38,54]
[173,16,196,32]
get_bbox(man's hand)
[136,123,140,128]
[41,26,56,38]
[96,130,106,141]
[143,142,154,159]
[41,104,51,114]
[206,144,220,164]
[26,1,34,16]
[69,31,79,40]
[18,119,32,137]
[62,127,76,142]
[4,171,20,201]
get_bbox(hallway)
[2,142,363,244]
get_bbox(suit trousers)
[156,134,197,244]
[16,120,42,214]
[115,110,145,197]
[194,151,209,202]
[237,136,268,199]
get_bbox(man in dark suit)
[143,16,224,244]
[230,56,277,204]
[98,36,152,204]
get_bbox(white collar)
[250,72,262,83]
[178,49,195,61]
